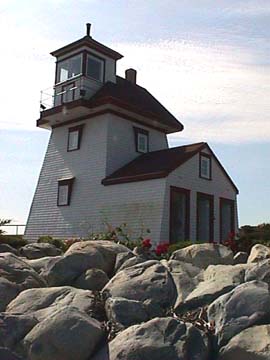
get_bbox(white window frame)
[134,127,149,154]
[57,178,74,206]
[200,153,212,180]
[67,125,84,152]
[56,54,82,84]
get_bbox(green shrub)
[0,218,11,235]
[0,235,27,248]
[38,236,66,251]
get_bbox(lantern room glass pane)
[86,55,104,81]
[57,54,82,83]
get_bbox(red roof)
[101,142,239,193]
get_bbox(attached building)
[25,24,238,244]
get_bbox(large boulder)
[23,307,104,360]
[248,244,270,263]
[219,325,270,360]
[25,256,62,274]
[20,243,62,259]
[208,281,270,347]
[104,317,209,360]
[0,243,19,255]
[233,251,248,264]
[105,297,150,330]
[170,243,234,269]
[175,264,248,313]
[102,260,177,311]
[0,313,38,351]
[41,240,131,286]
[6,286,96,322]
[245,259,270,285]
[74,268,109,291]
[163,260,202,309]
[0,253,46,311]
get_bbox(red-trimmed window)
[199,153,212,180]
[134,127,149,153]
[57,178,74,206]
[67,124,84,152]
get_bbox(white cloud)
[114,39,270,143]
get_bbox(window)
[56,54,82,83]
[170,187,190,243]
[200,153,212,180]
[86,54,104,82]
[57,178,74,206]
[134,127,149,153]
[67,125,84,152]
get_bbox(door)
[197,192,214,242]
[170,187,190,243]
[220,198,235,242]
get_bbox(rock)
[107,317,209,360]
[0,243,19,255]
[0,313,38,350]
[41,240,131,286]
[245,259,270,286]
[164,260,202,310]
[20,243,62,259]
[118,255,148,271]
[219,325,270,360]
[208,281,270,347]
[176,264,248,313]
[170,243,234,269]
[114,252,134,272]
[74,268,109,291]
[102,260,177,311]
[105,297,150,330]
[248,244,270,263]
[0,347,24,360]
[25,256,62,274]
[233,251,248,264]
[23,307,104,360]
[0,253,46,311]
[6,286,96,322]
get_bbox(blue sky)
[0,0,269,228]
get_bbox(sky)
[0,0,269,232]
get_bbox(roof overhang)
[37,98,183,133]
[51,36,123,60]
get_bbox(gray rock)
[233,251,248,264]
[105,297,149,329]
[0,243,19,255]
[0,253,46,311]
[23,307,104,360]
[165,260,203,310]
[170,243,234,269]
[114,252,134,272]
[219,325,270,360]
[0,313,38,350]
[248,244,270,263]
[118,255,148,271]
[41,240,131,286]
[6,286,96,322]
[208,281,270,347]
[245,258,270,287]
[25,256,62,274]
[102,260,177,311]
[107,317,209,360]
[20,243,62,259]
[74,268,109,291]
[0,347,24,360]
[176,264,248,313]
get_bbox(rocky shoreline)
[1,241,270,359]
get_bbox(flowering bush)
[222,231,238,253]
[142,238,152,249]
[155,243,170,256]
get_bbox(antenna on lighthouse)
[86,23,91,37]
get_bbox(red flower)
[155,243,170,256]
[142,238,152,248]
